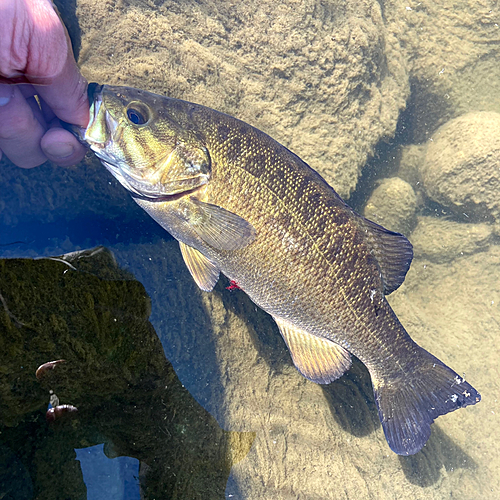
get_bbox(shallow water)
[1,0,500,498]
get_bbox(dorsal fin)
[273,317,351,384]
[361,218,413,295]
[179,241,220,291]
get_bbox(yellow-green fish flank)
[78,84,480,455]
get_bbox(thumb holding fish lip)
[0,0,89,168]
[40,126,88,167]
[32,44,90,129]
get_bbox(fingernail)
[44,142,75,159]
[0,84,15,106]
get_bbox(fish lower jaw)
[100,160,207,201]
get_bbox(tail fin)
[372,348,481,456]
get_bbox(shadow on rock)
[0,247,254,500]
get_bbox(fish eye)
[126,104,149,125]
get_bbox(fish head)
[82,84,211,199]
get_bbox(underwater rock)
[396,144,426,189]
[0,154,140,228]
[0,247,254,499]
[420,112,500,222]
[75,0,408,198]
[410,216,494,264]
[363,177,417,235]
[387,245,499,498]
[385,1,500,142]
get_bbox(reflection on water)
[75,445,139,500]
[0,248,254,499]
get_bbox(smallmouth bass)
[76,83,480,455]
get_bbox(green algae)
[0,247,254,499]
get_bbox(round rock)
[363,177,417,235]
[421,112,500,222]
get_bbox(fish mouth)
[61,83,104,144]
[84,89,117,149]
[130,184,206,203]
[87,82,103,102]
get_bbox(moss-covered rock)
[0,247,254,499]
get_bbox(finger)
[35,65,89,128]
[3,0,90,128]
[0,84,47,168]
[40,126,87,167]
[29,5,90,128]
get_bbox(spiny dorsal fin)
[179,241,220,291]
[274,317,351,384]
[361,218,413,295]
[189,197,256,251]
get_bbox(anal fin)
[274,317,351,384]
[179,241,220,292]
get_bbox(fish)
[75,83,480,455]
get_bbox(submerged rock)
[420,112,500,222]
[410,216,494,263]
[75,0,408,198]
[397,144,426,189]
[0,154,138,228]
[384,1,500,142]
[363,177,417,235]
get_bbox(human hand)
[0,0,89,168]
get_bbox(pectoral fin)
[188,197,256,251]
[179,241,220,291]
[274,317,351,384]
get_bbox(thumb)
[20,0,90,127]
[35,60,90,128]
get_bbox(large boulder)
[75,0,408,198]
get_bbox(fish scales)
[74,84,480,456]
[199,113,406,361]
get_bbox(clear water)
[1,1,499,499]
